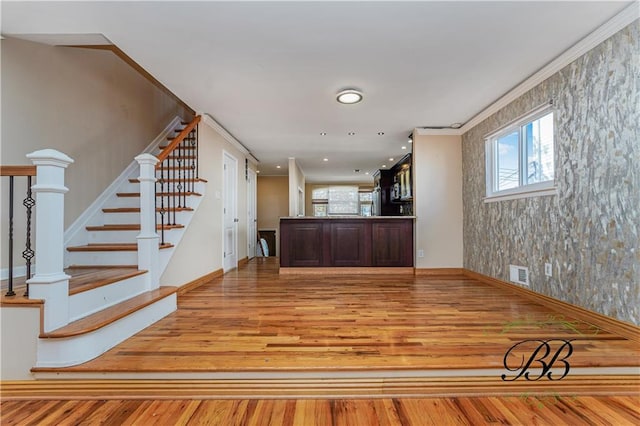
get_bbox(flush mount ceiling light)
[336,89,363,104]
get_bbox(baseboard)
[463,269,640,343]
[279,267,415,275]
[238,257,249,267]
[64,116,183,248]
[415,268,464,276]
[177,269,224,295]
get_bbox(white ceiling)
[1,1,633,183]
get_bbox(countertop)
[280,216,416,220]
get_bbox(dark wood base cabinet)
[280,218,413,268]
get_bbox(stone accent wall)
[462,21,639,325]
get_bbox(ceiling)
[1,1,633,183]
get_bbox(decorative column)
[25,149,74,332]
[135,154,160,290]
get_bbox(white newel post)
[25,149,74,332]
[135,154,160,290]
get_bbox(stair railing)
[154,115,201,246]
[1,165,36,297]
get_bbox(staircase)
[1,116,205,375]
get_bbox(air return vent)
[509,265,529,286]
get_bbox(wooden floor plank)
[1,397,638,425]
[41,258,638,373]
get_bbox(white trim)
[460,4,639,134]
[484,186,558,203]
[417,3,636,140]
[63,116,182,247]
[202,113,259,164]
[1,265,28,280]
[484,101,553,141]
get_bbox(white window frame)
[484,104,557,203]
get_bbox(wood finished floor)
[44,258,639,373]
[1,395,639,425]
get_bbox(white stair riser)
[69,273,149,321]
[102,212,140,224]
[36,294,177,368]
[66,250,138,266]
[87,230,138,244]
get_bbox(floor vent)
[509,265,529,286]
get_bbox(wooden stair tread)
[66,266,147,296]
[128,178,205,183]
[67,243,174,252]
[102,207,194,213]
[86,224,184,231]
[40,286,177,338]
[116,191,202,197]
[2,266,143,304]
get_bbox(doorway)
[223,151,238,272]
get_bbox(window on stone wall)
[485,106,556,201]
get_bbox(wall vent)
[509,265,529,286]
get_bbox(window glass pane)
[312,187,328,200]
[495,131,519,191]
[313,204,327,217]
[524,112,554,185]
[359,191,373,202]
[360,204,372,217]
[328,185,359,215]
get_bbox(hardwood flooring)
[2,258,639,424]
[40,258,639,373]
[1,395,639,425]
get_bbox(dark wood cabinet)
[280,218,413,268]
[373,154,413,216]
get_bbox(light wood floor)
[3,258,640,424]
[37,258,639,374]
[1,396,639,425]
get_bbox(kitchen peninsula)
[279,216,414,273]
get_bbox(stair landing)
[1,266,146,303]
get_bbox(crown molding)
[202,113,259,164]
[414,128,463,136]
[460,4,639,134]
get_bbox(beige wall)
[257,176,288,256]
[413,134,463,268]
[160,120,253,285]
[1,37,190,271]
[1,38,191,227]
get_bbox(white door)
[247,168,257,259]
[223,152,238,271]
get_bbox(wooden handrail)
[0,165,37,177]
[155,115,201,167]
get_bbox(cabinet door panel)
[283,222,324,267]
[372,221,413,266]
[330,222,371,266]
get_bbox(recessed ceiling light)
[401,146,407,150]
[377,132,384,136]
[382,164,387,168]
[256,170,260,173]
[389,158,394,161]
[276,165,281,169]
[323,158,328,162]
[336,89,363,104]
[365,172,369,175]
[348,132,356,136]
[320,132,327,136]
